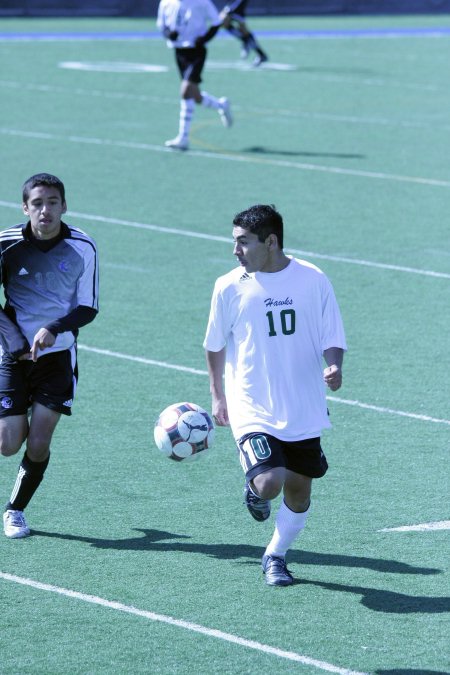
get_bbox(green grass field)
[0,14,449,675]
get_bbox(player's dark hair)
[233,204,284,249]
[22,173,66,204]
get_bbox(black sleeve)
[45,305,98,336]
[0,307,30,358]
[196,24,220,46]
[163,26,179,40]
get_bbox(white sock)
[179,99,195,139]
[264,500,310,559]
[201,91,221,110]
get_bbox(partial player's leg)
[223,16,251,58]
[232,18,268,66]
[238,433,286,522]
[261,472,311,586]
[0,414,28,457]
[1,414,31,539]
[262,437,327,586]
[3,403,60,538]
[0,355,32,538]
[26,401,61,462]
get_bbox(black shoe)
[262,554,294,586]
[253,53,268,67]
[243,482,271,521]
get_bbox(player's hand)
[212,398,230,427]
[324,364,342,391]
[30,328,56,362]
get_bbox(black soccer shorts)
[237,433,329,482]
[223,0,247,19]
[0,348,78,417]
[175,46,207,84]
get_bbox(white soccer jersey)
[157,0,221,48]
[203,257,347,441]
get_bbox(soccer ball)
[154,402,215,462]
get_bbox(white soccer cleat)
[164,136,189,151]
[3,509,31,539]
[218,98,233,128]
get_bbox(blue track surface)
[0,26,450,40]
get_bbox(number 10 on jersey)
[266,309,296,337]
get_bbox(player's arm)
[162,26,179,41]
[30,306,98,362]
[196,0,222,46]
[156,4,179,41]
[205,347,229,426]
[195,24,220,47]
[0,306,30,359]
[44,305,98,336]
[323,347,344,391]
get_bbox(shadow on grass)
[31,526,442,575]
[298,578,450,614]
[376,671,450,674]
[242,145,365,159]
[31,528,448,614]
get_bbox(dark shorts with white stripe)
[0,348,78,417]
[175,46,207,84]
[237,433,328,482]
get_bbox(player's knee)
[284,481,312,513]
[26,442,50,463]
[26,432,51,461]
[0,437,23,457]
[0,427,25,456]
[253,470,284,500]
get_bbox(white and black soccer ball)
[154,402,215,462]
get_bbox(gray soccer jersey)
[0,222,99,357]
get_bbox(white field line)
[1,127,450,189]
[0,77,446,105]
[325,396,450,426]
[0,79,178,104]
[79,345,207,376]
[0,572,367,675]
[78,345,450,426]
[379,521,450,532]
[0,201,448,280]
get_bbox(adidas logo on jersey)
[18,268,29,276]
[239,272,251,282]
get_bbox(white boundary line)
[0,201,448,280]
[379,521,450,532]
[78,345,450,426]
[1,126,450,189]
[325,396,450,426]
[79,344,207,375]
[1,79,449,129]
[0,572,366,675]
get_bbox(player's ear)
[62,201,67,214]
[266,233,278,249]
[22,202,29,216]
